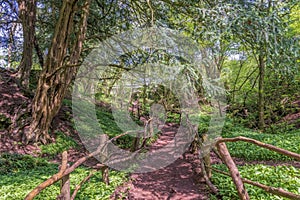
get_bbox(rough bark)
[17,0,36,88]
[24,0,90,144]
[101,166,110,185]
[8,23,17,68]
[216,142,250,200]
[202,134,212,178]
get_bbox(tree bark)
[101,166,110,185]
[17,0,36,88]
[258,53,265,130]
[216,142,250,200]
[34,35,44,68]
[24,0,90,144]
[8,22,17,68]
[202,134,212,178]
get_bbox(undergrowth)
[40,131,78,158]
[222,125,300,161]
[211,164,300,200]
[210,122,300,199]
[0,154,127,200]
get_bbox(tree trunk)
[23,0,90,144]
[17,0,36,88]
[8,23,17,68]
[34,35,44,68]
[258,53,265,130]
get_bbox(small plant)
[211,164,300,200]
[40,131,78,157]
[222,127,300,161]
[0,154,128,199]
[0,153,49,175]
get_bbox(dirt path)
[112,123,210,200]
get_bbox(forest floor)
[0,68,214,199]
[1,68,300,199]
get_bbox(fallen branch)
[199,156,218,194]
[216,142,250,200]
[57,164,70,200]
[25,151,68,200]
[109,130,143,142]
[25,130,144,199]
[211,167,300,200]
[216,136,300,161]
[24,146,104,200]
[71,169,98,200]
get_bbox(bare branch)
[24,151,68,200]
[216,136,300,161]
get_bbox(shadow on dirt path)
[111,123,210,200]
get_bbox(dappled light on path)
[112,124,210,200]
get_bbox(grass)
[0,154,127,200]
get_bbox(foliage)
[40,131,78,157]
[222,126,300,161]
[0,154,127,199]
[211,164,300,200]
[0,153,48,175]
[96,107,134,149]
[289,3,300,36]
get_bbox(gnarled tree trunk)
[23,0,90,144]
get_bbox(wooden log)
[216,142,250,200]
[26,129,142,199]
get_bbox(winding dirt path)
[112,123,210,200]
